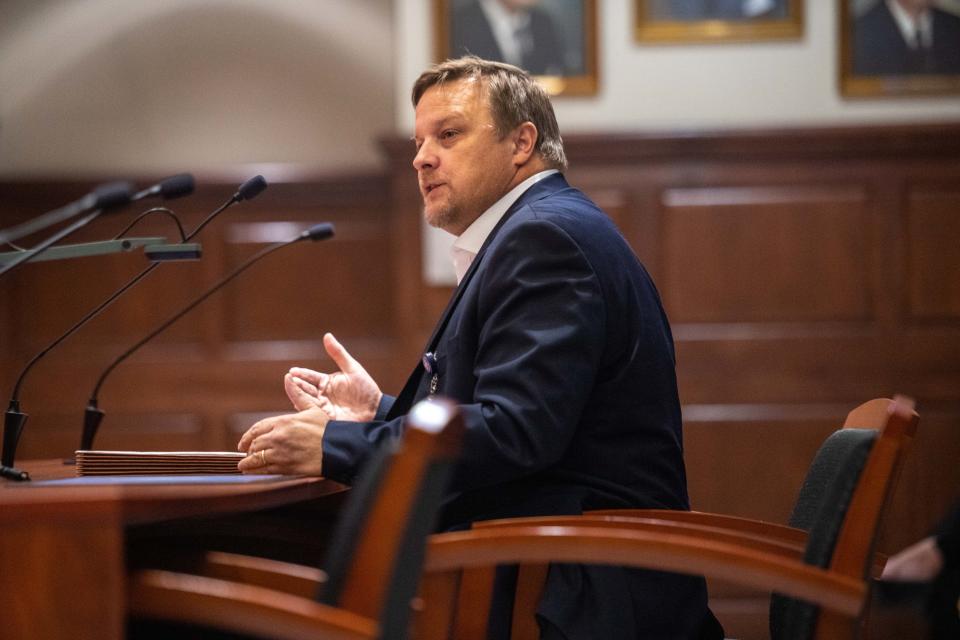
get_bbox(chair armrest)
[200,551,324,598]
[475,515,805,559]
[586,509,809,546]
[425,524,865,617]
[128,569,377,640]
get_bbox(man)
[853,0,960,76]
[238,56,721,639]
[451,0,567,76]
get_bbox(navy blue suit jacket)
[323,174,717,638]
[854,3,960,76]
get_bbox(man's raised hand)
[284,332,382,422]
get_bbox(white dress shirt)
[886,0,933,49]
[450,169,559,284]
[742,0,776,18]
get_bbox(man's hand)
[237,406,330,476]
[284,332,382,422]
[881,536,944,582]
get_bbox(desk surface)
[1,458,347,524]
[0,458,348,640]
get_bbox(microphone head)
[235,175,267,201]
[158,173,195,200]
[301,223,335,242]
[92,181,135,210]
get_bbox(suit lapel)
[386,174,568,420]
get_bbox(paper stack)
[75,450,245,476]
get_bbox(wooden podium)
[0,459,347,639]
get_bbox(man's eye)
[441,130,458,140]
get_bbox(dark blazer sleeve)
[374,394,394,421]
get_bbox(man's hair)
[412,56,568,171]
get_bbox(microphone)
[132,173,195,201]
[80,222,335,451]
[0,181,135,246]
[0,174,193,279]
[1,176,267,480]
[235,174,268,201]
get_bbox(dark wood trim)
[381,121,960,166]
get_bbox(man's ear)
[511,122,538,166]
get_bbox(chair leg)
[452,566,497,640]
[511,563,549,640]
[414,570,461,640]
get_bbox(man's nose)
[413,142,436,171]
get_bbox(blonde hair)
[412,56,567,171]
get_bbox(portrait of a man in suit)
[447,0,584,77]
[852,0,960,75]
[647,0,790,20]
[636,0,800,43]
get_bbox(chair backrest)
[315,397,465,639]
[127,397,465,640]
[771,396,918,640]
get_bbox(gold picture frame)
[840,0,960,97]
[635,0,803,43]
[434,0,598,96]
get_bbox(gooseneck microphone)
[1,175,265,481]
[0,182,135,279]
[80,222,335,451]
[0,175,198,280]
[133,173,195,201]
[0,181,135,246]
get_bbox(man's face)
[413,79,518,236]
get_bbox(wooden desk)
[0,459,347,639]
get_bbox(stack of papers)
[75,450,245,476]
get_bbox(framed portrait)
[635,0,804,43]
[434,0,598,96]
[840,0,960,97]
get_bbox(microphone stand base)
[0,464,30,481]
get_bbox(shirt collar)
[886,0,932,49]
[450,169,559,283]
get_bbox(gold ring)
[259,450,267,466]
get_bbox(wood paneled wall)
[379,123,960,638]
[2,123,959,637]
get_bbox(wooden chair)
[127,396,465,640]
[170,396,918,639]
[415,396,919,639]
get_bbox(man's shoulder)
[933,7,960,29]
[512,184,609,232]
[857,1,894,28]
[452,0,483,16]
[495,187,630,269]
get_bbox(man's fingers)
[237,417,278,452]
[293,376,319,397]
[284,374,319,411]
[289,367,327,389]
[323,333,362,375]
[238,452,263,473]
